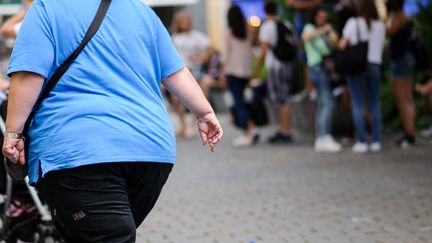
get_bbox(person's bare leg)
[279,104,292,135]
[392,80,416,136]
[244,121,255,136]
[304,66,315,93]
[171,96,186,136]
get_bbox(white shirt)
[172,30,210,69]
[342,17,385,65]
[222,29,253,78]
[259,20,281,68]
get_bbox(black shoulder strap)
[23,0,111,134]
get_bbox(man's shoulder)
[262,20,276,27]
[261,20,277,33]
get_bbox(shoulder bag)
[334,19,368,75]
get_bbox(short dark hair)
[264,1,278,15]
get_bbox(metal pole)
[24,177,52,222]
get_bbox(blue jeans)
[310,66,334,137]
[294,15,307,63]
[227,75,250,130]
[347,64,382,143]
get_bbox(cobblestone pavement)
[137,115,432,243]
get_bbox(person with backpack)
[286,0,322,101]
[255,1,297,144]
[386,0,417,148]
[339,0,385,153]
[302,7,342,152]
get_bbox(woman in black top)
[386,0,417,147]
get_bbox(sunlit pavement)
[137,114,432,243]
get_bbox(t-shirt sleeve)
[342,18,357,45]
[259,22,275,45]
[8,2,55,78]
[302,24,314,36]
[155,14,185,80]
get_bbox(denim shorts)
[267,63,295,106]
[390,53,415,80]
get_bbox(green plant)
[415,1,432,62]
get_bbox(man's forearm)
[162,67,214,120]
[6,72,44,133]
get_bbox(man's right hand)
[2,137,26,165]
[197,116,223,152]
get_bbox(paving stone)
[137,115,432,243]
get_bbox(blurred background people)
[386,0,417,148]
[416,74,432,138]
[171,11,210,137]
[223,5,258,147]
[335,0,356,36]
[201,46,225,99]
[286,0,321,100]
[0,11,25,39]
[302,7,342,152]
[286,0,321,37]
[0,0,32,90]
[339,0,385,153]
[255,1,296,144]
[0,0,32,39]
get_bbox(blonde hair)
[171,10,191,34]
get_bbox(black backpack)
[272,21,297,62]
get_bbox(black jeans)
[37,162,173,243]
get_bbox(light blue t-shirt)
[8,0,185,184]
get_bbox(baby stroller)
[0,94,62,243]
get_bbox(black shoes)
[268,132,293,144]
[395,134,417,148]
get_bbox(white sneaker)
[290,90,308,103]
[420,125,432,138]
[309,90,317,101]
[314,135,342,153]
[352,142,368,153]
[231,134,253,147]
[369,142,381,153]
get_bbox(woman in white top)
[170,11,210,137]
[339,0,385,153]
[223,5,257,147]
